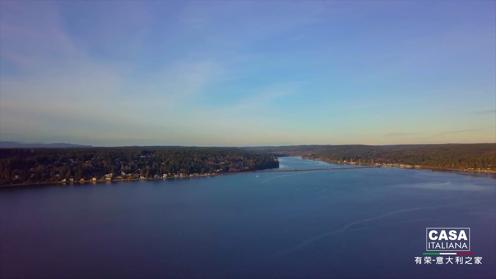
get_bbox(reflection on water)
[1,157,495,278]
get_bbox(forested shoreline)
[248,144,496,174]
[1,143,495,187]
[0,147,279,187]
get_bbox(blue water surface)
[1,157,495,278]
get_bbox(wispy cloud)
[0,1,228,145]
[432,128,485,137]
[0,1,494,145]
[384,132,417,137]
[473,109,496,115]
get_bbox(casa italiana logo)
[414,227,483,265]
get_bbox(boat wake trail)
[271,203,473,258]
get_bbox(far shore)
[3,155,495,189]
[302,156,496,177]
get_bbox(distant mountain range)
[0,141,92,148]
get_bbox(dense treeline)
[248,144,496,173]
[1,143,494,186]
[0,147,278,186]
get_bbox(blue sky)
[0,0,494,146]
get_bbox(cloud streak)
[1,1,495,145]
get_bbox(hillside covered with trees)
[1,144,494,187]
[0,147,279,186]
[249,144,496,173]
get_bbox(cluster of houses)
[334,159,421,169]
[59,170,224,185]
[324,159,495,173]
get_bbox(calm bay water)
[1,157,495,278]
